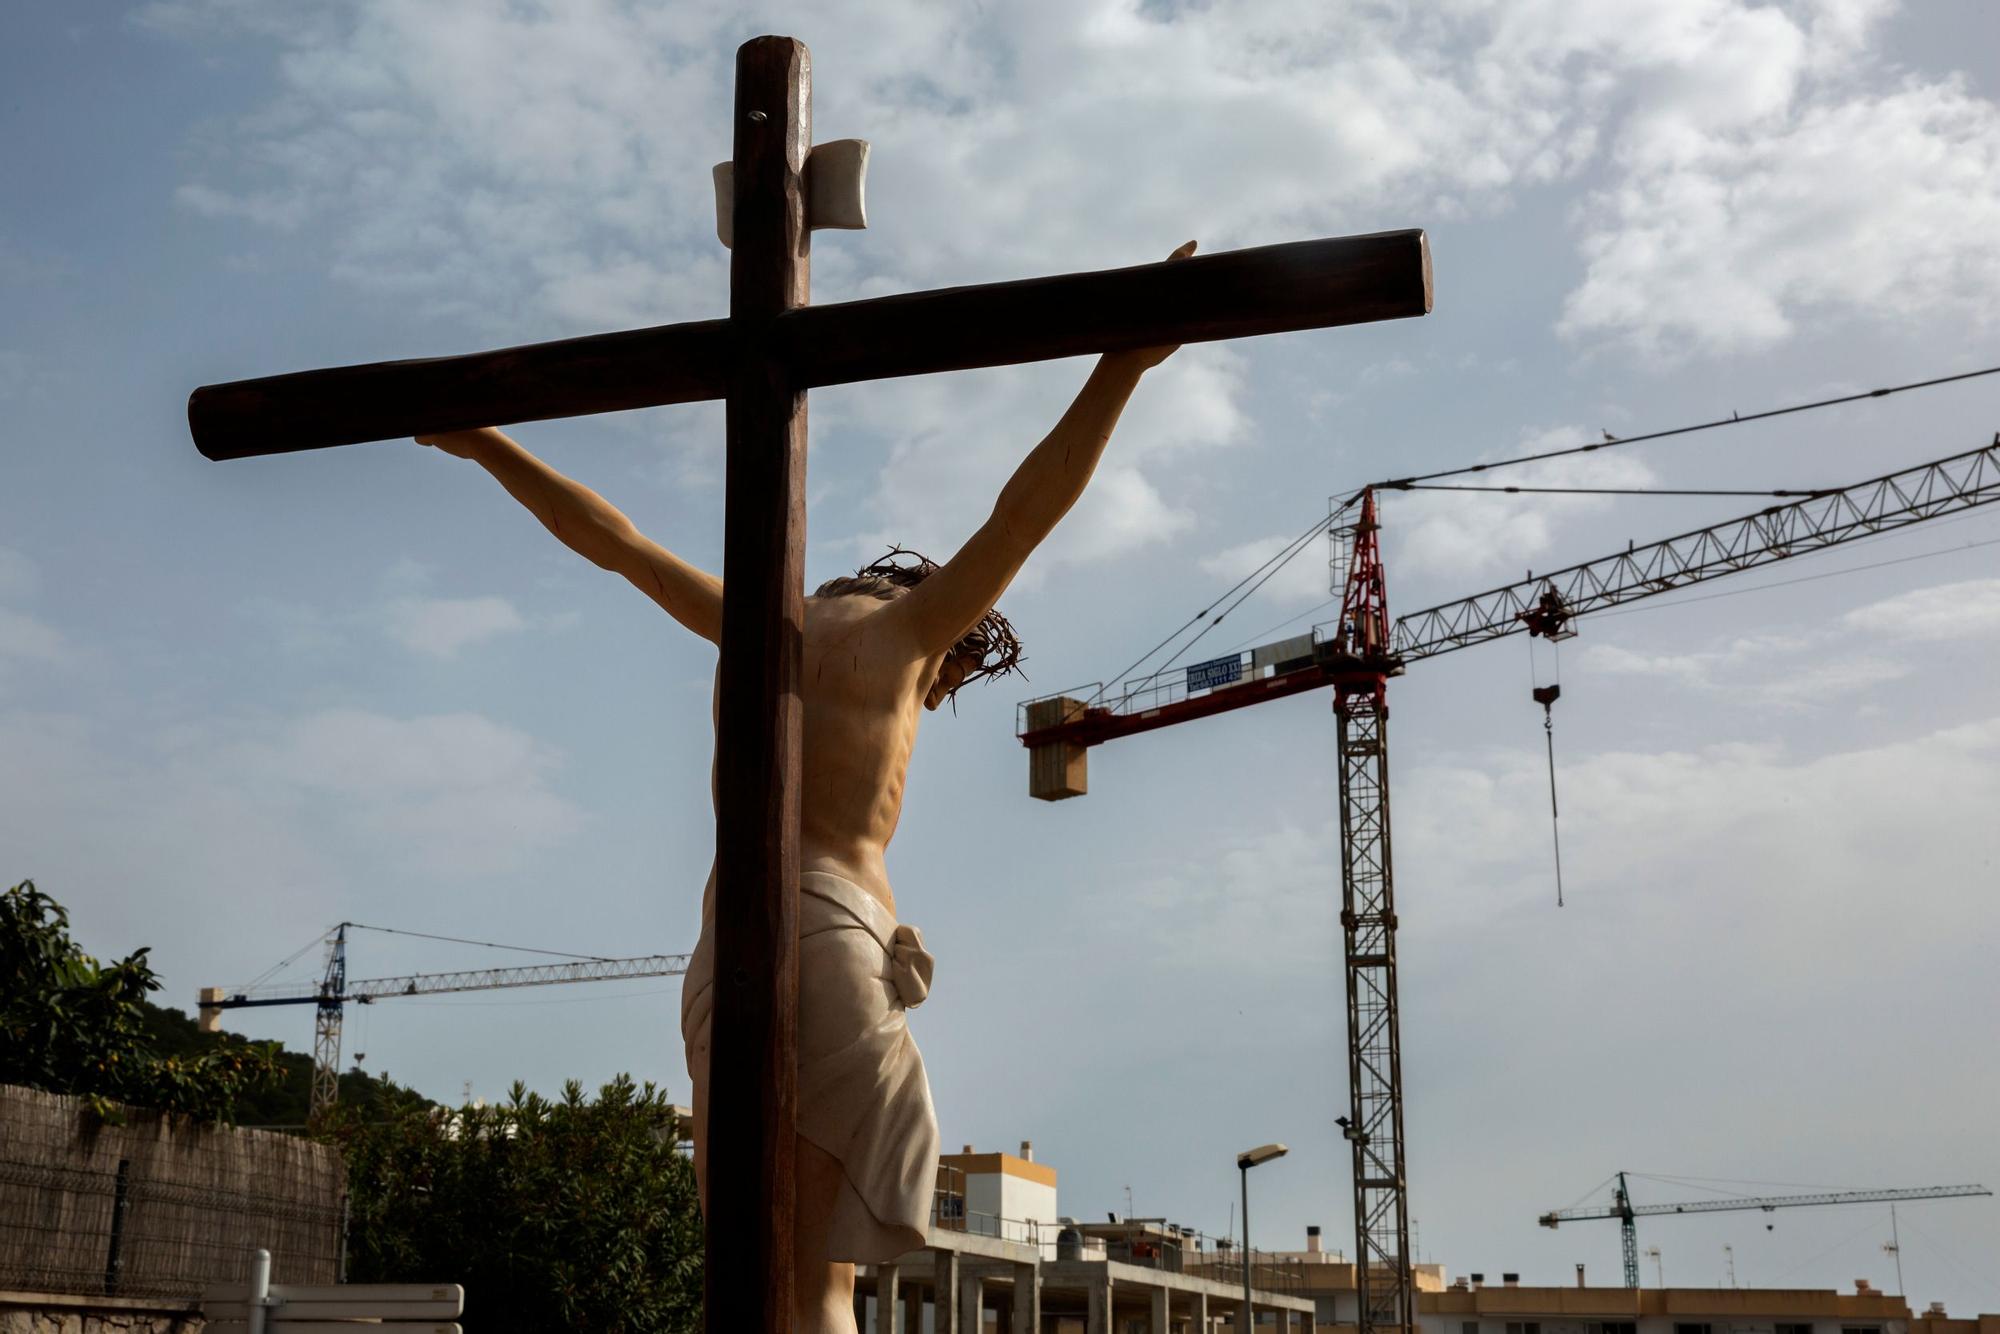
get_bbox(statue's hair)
[812,547,1024,705]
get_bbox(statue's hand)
[415,427,502,460]
[1111,240,1198,372]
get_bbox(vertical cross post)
[706,35,810,1334]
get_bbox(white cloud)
[1109,820,1339,977]
[0,608,67,667]
[0,351,49,402]
[1584,637,1910,707]
[384,594,528,658]
[1199,530,1337,608]
[1556,15,2000,356]
[1398,715,2000,944]
[230,708,585,876]
[150,0,2000,371]
[0,546,38,601]
[1839,577,2000,642]
[1575,575,2000,706]
[1390,430,1660,581]
[835,351,1236,578]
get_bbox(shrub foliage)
[325,1076,702,1334]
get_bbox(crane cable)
[1529,637,1566,908]
[1193,362,2000,670]
[1151,494,1360,680]
[1089,499,1353,704]
[1369,362,2000,493]
[1395,484,1832,497]
[344,922,615,962]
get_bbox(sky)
[4,0,2000,1313]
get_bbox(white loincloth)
[681,870,940,1262]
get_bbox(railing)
[1016,632,1331,737]
[1182,1251,1315,1296]
[919,1190,1320,1288]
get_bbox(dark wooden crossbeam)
[188,231,1430,459]
[189,34,1434,1334]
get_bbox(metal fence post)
[102,1158,132,1295]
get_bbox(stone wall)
[0,1291,202,1333]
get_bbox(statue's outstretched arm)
[887,243,1194,656]
[418,427,723,644]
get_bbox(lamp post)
[1238,1143,1289,1333]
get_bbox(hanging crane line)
[200,921,691,1123]
[1015,432,2000,1334]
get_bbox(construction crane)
[1539,1172,1993,1288]
[199,922,691,1122]
[1016,436,2000,1334]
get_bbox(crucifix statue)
[188,35,1430,1334]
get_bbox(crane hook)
[1533,683,1565,907]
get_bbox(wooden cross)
[188,35,1431,1334]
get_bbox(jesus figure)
[418,242,1193,1331]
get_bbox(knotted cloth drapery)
[682,870,940,1261]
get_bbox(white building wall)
[961,1169,1058,1243]
[998,1173,1059,1237]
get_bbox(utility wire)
[1374,362,2000,490]
[345,922,615,962]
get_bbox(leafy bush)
[0,879,286,1121]
[326,1075,702,1334]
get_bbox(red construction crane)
[1017,435,2000,1334]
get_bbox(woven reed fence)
[0,1084,345,1301]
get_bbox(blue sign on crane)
[1186,654,1244,693]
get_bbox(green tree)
[139,996,435,1128]
[326,1075,702,1334]
[0,879,287,1121]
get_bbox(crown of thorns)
[816,547,1024,703]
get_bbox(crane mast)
[309,923,347,1128]
[1329,491,1416,1334]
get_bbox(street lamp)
[1238,1143,1289,1332]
